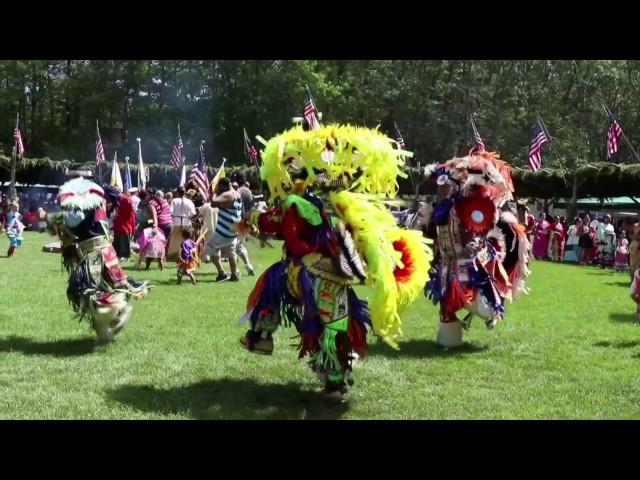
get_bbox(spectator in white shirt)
[167,187,196,261]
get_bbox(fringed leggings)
[245,262,368,390]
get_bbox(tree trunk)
[566,171,579,220]
[158,61,166,112]
[30,81,38,152]
[65,60,72,128]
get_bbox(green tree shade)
[3,60,640,172]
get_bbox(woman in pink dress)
[548,215,565,262]
[614,230,629,272]
[532,213,551,260]
[138,226,167,270]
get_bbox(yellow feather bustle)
[330,191,432,349]
[259,124,412,201]
[258,123,430,349]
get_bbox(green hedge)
[3,156,639,199]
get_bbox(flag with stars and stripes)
[95,125,105,165]
[528,119,549,172]
[606,111,624,161]
[189,142,210,201]
[14,127,25,158]
[171,127,184,169]
[303,87,320,130]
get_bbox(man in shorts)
[206,177,243,282]
[234,176,256,276]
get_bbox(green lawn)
[1,231,639,419]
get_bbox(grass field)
[1,231,639,419]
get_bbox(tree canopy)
[3,60,640,172]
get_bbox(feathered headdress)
[258,124,412,201]
[424,151,514,206]
[57,178,105,211]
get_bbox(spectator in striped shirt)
[206,177,243,282]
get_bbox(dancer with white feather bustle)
[48,165,150,342]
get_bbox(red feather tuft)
[247,270,269,310]
[348,319,367,357]
[258,209,283,237]
[299,333,319,358]
[392,239,415,284]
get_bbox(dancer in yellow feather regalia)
[239,124,432,400]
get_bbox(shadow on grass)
[608,312,638,324]
[594,339,640,349]
[149,277,224,286]
[604,280,633,287]
[584,269,617,276]
[368,339,489,359]
[106,378,349,420]
[149,278,181,286]
[0,335,96,357]
[552,262,594,269]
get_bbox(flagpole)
[96,119,103,184]
[125,156,130,192]
[601,101,640,164]
[201,139,206,169]
[243,128,252,166]
[243,127,257,194]
[9,112,19,200]
[470,113,484,153]
[179,158,186,188]
[244,127,264,196]
[537,115,569,187]
[178,124,182,170]
[395,120,415,197]
[601,102,612,162]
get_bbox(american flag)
[244,128,260,165]
[528,120,549,172]
[303,87,320,130]
[14,127,25,158]
[189,142,210,201]
[471,116,485,152]
[394,123,406,150]
[170,127,183,169]
[95,126,105,165]
[606,111,624,161]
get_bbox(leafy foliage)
[3,61,640,167]
[4,60,640,197]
